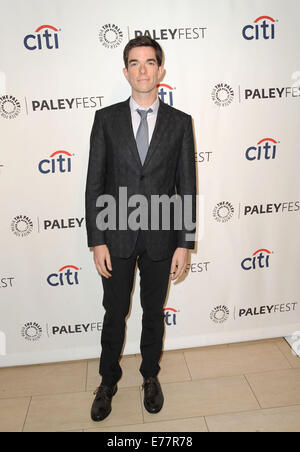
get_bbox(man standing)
[85,36,196,422]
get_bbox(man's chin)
[134,86,158,95]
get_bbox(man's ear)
[123,67,128,81]
[158,66,165,82]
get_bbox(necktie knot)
[137,108,152,120]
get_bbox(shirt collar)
[130,96,160,114]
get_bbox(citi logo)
[242,16,276,40]
[24,25,60,50]
[246,138,278,161]
[38,150,72,174]
[164,307,179,326]
[158,84,175,106]
[241,249,273,271]
[47,265,81,287]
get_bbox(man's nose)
[139,64,146,74]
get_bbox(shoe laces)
[93,385,112,401]
[142,377,158,396]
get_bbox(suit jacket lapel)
[117,98,143,169]
[143,99,171,169]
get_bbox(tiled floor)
[0,337,300,432]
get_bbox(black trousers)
[99,230,173,386]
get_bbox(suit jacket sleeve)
[85,110,107,247]
[175,114,197,249]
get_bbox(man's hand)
[93,245,112,279]
[170,248,189,281]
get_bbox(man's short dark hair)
[123,36,163,69]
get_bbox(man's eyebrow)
[128,58,157,64]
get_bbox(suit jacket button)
[140,175,144,180]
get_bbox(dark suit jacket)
[85,97,196,261]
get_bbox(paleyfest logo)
[213,201,234,223]
[212,83,234,107]
[11,215,34,237]
[0,95,21,119]
[21,322,43,342]
[99,24,123,49]
[210,306,230,324]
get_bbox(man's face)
[123,46,164,96]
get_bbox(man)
[85,36,196,422]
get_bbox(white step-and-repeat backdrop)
[1,0,299,366]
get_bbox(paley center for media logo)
[213,200,299,221]
[210,302,298,324]
[210,305,230,324]
[242,15,277,40]
[211,83,234,107]
[213,201,235,223]
[211,82,300,105]
[11,215,34,237]
[24,24,61,50]
[0,95,21,119]
[20,321,102,342]
[99,24,124,49]
[21,322,43,342]
[1,95,105,118]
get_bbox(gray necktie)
[136,108,153,166]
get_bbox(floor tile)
[87,351,191,390]
[0,361,87,399]
[206,404,300,432]
[184,342,290,380]
[142,375,259,422]
[0,397,30,432]
[24,388,142,432]
[85,416,208,432]
[246,368,300,408]
[87,355,141,390]
[137,351,192,384]
[227,337,285,347]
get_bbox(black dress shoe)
[91,384,118,422]
[142,377,164,414]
